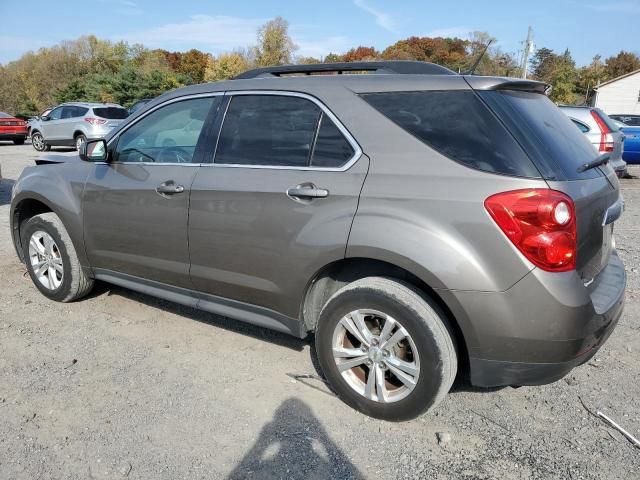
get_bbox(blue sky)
[0,0,638,66]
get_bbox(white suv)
[30,102,128,152]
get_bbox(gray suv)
[10,62,626,421]
[30,102,128,152]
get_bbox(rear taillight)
[591,111,614,152]
[485,189,576,272]
[84,117,107,125]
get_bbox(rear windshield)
[93,107,128,119]
[0,112,11,118]
[361,91,540,178]
[595,109,620,132]
[479,91,602,180]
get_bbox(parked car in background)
[10,62,626,421]
[27,107,53,137]
[128,98,153,116]
[613,120,640,164]
[0,111,28,145]
[30,102,128,152]
[610,114,640,127]
[559,105,627,177]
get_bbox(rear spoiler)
[464,76,550,95]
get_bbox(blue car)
[615,121,640,164]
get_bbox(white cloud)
[353,0,397,32]
[119,15,265,51]
[424,27,471,39]
[295,36,352,58]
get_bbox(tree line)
[1,16,638,116]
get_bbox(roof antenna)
[463,39,493,75]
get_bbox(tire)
[21,212,94,302]
[13,138,25,145]
[31,131,46,152]
[315,277,457,421]
[75,134,86,151]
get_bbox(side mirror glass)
[41,116,49,121]
[80,139,108,162]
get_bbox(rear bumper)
[0,133,27,141]
[440,251,625,387]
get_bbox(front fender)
[10,160,91,268]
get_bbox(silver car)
[559,105,627,177]
[30,102,128,152]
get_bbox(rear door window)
[361,91,540,178]
[94,107,129,119]
[215,94,356,169]
[479,91,602,180]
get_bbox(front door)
[41,105,64,140]
[189,93,368,318]
[83,95,220,288]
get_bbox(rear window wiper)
[577,153,610,173]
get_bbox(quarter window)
[215,94,355,168]
[115,97,216,164]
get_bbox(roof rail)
[234,61,457,79]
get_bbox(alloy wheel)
[28,231,63,290]
[32,133,45,151]
[331,309,420,403]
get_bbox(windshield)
[479,91,602,180]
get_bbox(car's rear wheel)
[13,138,25,145]
[31,132,46,151]
[75,134,86,151]
[21,213,94,302]
[315,277,457,421]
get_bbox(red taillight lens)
[84,117,107,125]
[590,110,614,152]
[485,189,576,272]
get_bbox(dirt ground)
[1,141,639,479]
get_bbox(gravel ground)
[1,141,640,479]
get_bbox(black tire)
[13,138,25,145]
[75,134,86,151]
[316,277,457,421]
[31,131,46,152]
[21,212,94,302]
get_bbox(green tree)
[204,52,250,81]
[253,17,297,66]
[531,48,578,104]
[604,51,640,79]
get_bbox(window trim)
[570,117,590,133]
[210,90,362,172]
[106,92,224,166]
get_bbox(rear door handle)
[286,184,329,200]
[156,181,185,195]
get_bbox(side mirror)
[80,139,108,162]
[41,115,50,121]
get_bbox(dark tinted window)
[311,113,355,167]
[216,95,321,167]
[480,91,602,180]
[94,107,128,119]
[361,91,540,178]
[61,106,88,119]
[116,97,215,164]
[571,119,590,133]
[48,107,63,120]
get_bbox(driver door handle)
[286,184,329,200]
[156,181,185,195]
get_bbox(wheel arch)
[11,196,56,262]
[300,256,472,373]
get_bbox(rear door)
[188,92,368,318]
[83,94,220,288]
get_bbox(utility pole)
[520,26,534,79]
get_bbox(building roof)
[595,68,640,90]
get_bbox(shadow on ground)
[227,398,363,480]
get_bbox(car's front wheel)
[75,134,86,151]
[31,132,46,151]
[316,277,457,421]
[21,212,94,302]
